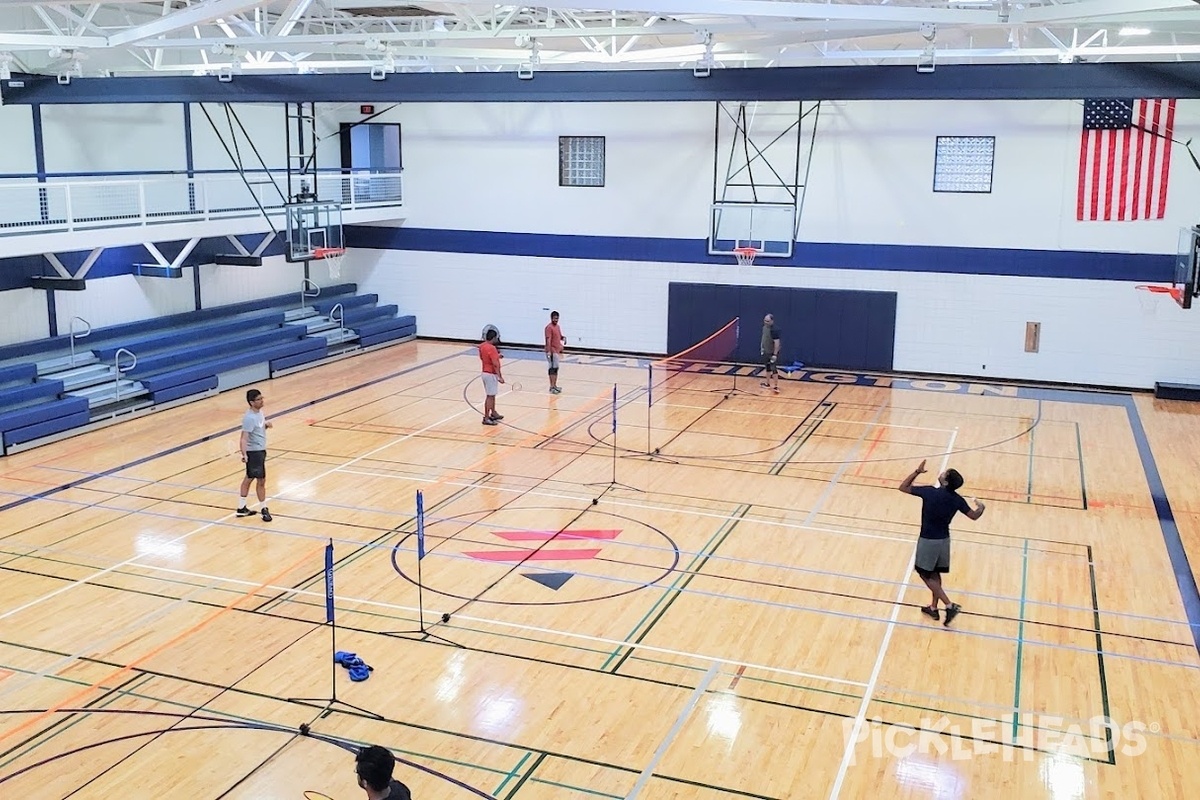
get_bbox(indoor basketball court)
[0,331,1197,798]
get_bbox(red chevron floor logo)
[464,530,622,591]
[463,529,621,562]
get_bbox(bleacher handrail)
[69,317,91,367]
[300,278,320,310]
[114,348,136,402]
[330,302,344,332]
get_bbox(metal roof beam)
[106,0,265,47]
[1010,0,1196,24]
[534,0,994,24]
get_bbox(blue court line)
[0,348,468,515]
[1119,395,1200,652]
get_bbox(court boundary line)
[0,347,470,515]
[2,471,1193,633]
[625,662,719,799]
[827,427,957,800]
[0,541,326,749]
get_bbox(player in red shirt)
[479,329,505,425]
[544,311,565,394]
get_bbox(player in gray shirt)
[236,388,273,521]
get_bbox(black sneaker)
[921,606,940,622]
[236,507,255,517]
[943,603,962,627]
[260,507,272,522]
[490,413,504,421]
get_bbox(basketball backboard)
[285,202,344,262]
[709,202,795,258]
[1174,226,1199,310]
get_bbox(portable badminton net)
[649,318,741,402]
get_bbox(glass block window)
[933,136,995,193]
[559,136,606,187]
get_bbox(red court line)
[463,548,603,562]
[850,424,889,478]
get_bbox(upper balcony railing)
[0,168,402,238]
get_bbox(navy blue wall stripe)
[7,63,1200,104]
[346,226,1174,283]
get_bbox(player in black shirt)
[356,744,413,800]
[899,459,985,627]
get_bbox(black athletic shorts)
[245,450,267,480]
[762,353,778,374]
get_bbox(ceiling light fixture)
[1119,27,1151,36]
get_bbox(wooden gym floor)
[0,339,1198,799]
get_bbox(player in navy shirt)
[898,459,985,626]
[355,744,412,800]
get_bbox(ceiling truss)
[0,0,1197,78]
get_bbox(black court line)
[4,504,1192,651]
[1087,543,1116,766]
[0,348,469,516]
[608,504,752,675]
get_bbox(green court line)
[4,546,1125,754]
[1086,544,1117,765]
[0,672,156,770]
[500,752,547,800]
[492,752,532,797]
[0,661,522,785]
[1075,420,1088,510]
[769,402,834,476]
[600,504,751,672]
[1011,538,1029,741]
[529,776,624,798]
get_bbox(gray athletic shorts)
[482,373,499,396]
[546,352,560,371]
[914,537,951,576]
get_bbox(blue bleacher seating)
[0,282,417,453]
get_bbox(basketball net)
[317,248,344,280]
[734,246,758,267]
[1135,284,1178,317]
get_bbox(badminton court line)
[827,427,958,800]
[625,662,720,799]
[1,475,1186,633]
[0,403,476,624]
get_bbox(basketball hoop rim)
[733,246,759,266]
[313,247,345,260]
[1135,284,1182,300]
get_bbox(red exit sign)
[360,104,375,115]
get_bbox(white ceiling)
[0,0,1197,79]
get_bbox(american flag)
[1077,98,1177,221]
